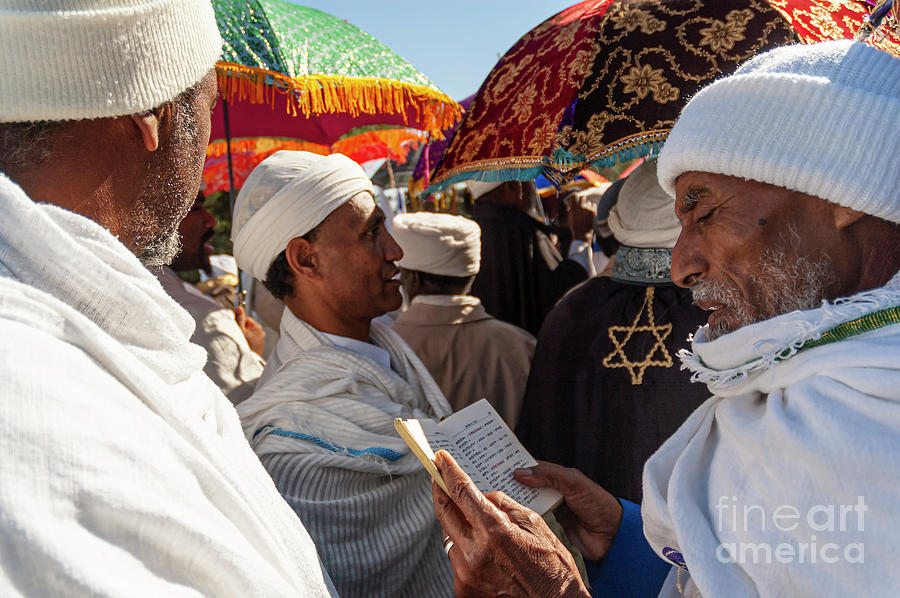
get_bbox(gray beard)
[692,247,835,341]
[136,226,183,267]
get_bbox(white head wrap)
[466,180,504,200]
[607,159,681,249]
[393,213,481,277]
[0,0,222,122]
[657,40,900,224]
[232,151,374,281]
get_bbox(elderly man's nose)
[671,233,705,288]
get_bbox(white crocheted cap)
[0,0,223,122]
[393,212,481,277]
[658,40,900,224]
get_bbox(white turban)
[607,159,681,249]
[392,213,481,277]
[466,180,504,200]
[231,151,373,281]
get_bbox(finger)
[434,451,504,523]
[513,461,590,494]
[432,479,471,541]
[484,491,543,530]
[233,305,246,326]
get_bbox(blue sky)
[290,0,578,100]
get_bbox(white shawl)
[642,272,900,598]
[0,174,334,597]
[237,310,455,597]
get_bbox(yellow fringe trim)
[206,137,330,158]
[216,62,462,139]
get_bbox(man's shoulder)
[471,312,536,344]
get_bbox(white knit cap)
[466,180,504,200]
[393,212,481,277]
[232,151,374,281]
[0,0,223,122]
[607,159,680,249]
[658,40,900,224]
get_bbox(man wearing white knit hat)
[390,212,537,427]
[232,150,455,598]
[0,1,336,596]
[429,40,900,598]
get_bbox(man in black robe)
[468,179,594,335]
[516,160,709,502]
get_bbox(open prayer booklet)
[394,399,562,515]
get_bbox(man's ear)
[130,111,161,152]
[832,204,866,231]
[285,236,320,281]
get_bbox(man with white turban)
[517,159,709,503]
[430,40,900,598]
[0,1,335,596]
[390,212,536,427]
[232,150,454,598]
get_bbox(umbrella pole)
[222,97,244,298]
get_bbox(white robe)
[642,272,900,598]
[238,310,455,598]
[0,174,335,597]
[155,265,263,405]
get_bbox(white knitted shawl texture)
[642,272,900,598]
[237,311,455,597]
[0,174,334,597]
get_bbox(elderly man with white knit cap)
[0,1,337,596]
[516,158,709,506]
[429,40,900,598]
[389,212,537,427]
[232,150,454,598]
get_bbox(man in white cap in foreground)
[0,0,335,596]
[430,40,900,598]
[390,212,536,427]
[232,150,454,598]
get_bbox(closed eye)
[696,208,716,224]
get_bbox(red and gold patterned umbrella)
[427,0,899,193]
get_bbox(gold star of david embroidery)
[602,287,673,385]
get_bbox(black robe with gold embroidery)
[516,276,709,503]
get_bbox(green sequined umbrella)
[211,0,460,138]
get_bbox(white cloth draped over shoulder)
[642,272,900,598]
[237,310,455,598]
[0,174,335,597]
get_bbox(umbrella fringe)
[206,137,330,158]
[215,62,462,139]
[422,137,665,196]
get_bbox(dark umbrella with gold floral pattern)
[426,0,899,193]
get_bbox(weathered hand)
[233,305,266,356]
[514,461,622,561]
[431,451,589,598]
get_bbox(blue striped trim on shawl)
[253,425,405,461]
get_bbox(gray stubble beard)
[692,242,836,341]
